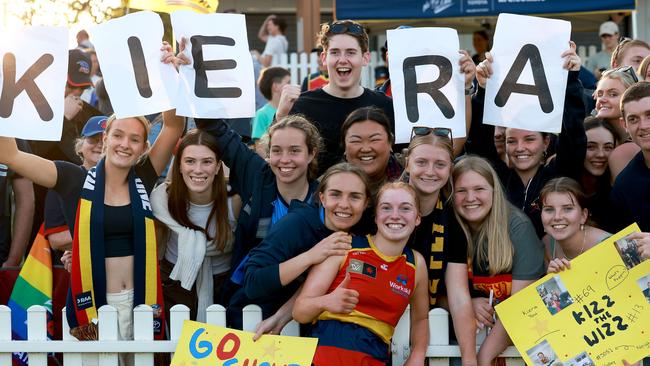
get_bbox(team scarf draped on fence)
[66,158,165,340]
[8,224,54,366]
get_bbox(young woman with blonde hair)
[402,128,477,365]
[452,156,545,366]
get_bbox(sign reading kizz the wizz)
[496,224,650,366]
[170,320,317,366]
[0,11,254,141]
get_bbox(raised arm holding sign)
[483,13,571,133]
[91,11,179,119]
[172,11,255,119]
[469,36,586,239]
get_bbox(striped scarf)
[66,158,164,340]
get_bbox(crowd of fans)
[1,15,650,366]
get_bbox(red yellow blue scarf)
[66,158,164,340]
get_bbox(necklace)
[565,226,587,260]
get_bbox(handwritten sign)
[0,26,67,140]
[483,13,571,133]
[387,27,466,144]
[496,224,650,366]
[92,11,179,118]
[170,320,317,366]
[171,11,255,119]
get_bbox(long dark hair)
[167,130,231,251]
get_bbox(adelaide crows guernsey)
[317,234,416,343]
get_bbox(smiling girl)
[402,128,478,364]
[452,156,544,366]
[0,64,183,357]
[471,43,586,238]
[540,177,610,273]
[243,163,371,331]
[151,130,239,322]
[293,182,428,366]
[194,115,321,328]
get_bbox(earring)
[580,223,585,231]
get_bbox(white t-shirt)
[164,197,236,275]
[262,35,288,65]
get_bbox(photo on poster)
[536,275,574,315]
[565,351,595,366]
[526,340,564,366]
[614,236,644,269]
[637,274,650,304]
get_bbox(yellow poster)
[170,320,318,366]
[496,224,650,366]
[128,0,219,14]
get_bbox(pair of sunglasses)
[328,21,365,36]
[410,126,453,141]
[613,65,639,83]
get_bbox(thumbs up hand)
[323,272,359,314]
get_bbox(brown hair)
[167,130,231,251]
[452,156,513,275]
[402,132,454,199]
[540,177,588,212]
[258,67,290,100]
[376,181,420,215]
[583,116,620,145]
[317,20,369,53]
[611,38,650,68]
[620,81,650,118]
[341,106,394,147]
[317,162,372,206]
[267,114,323,180]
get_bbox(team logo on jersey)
[390,274,412,297]
[347,259,376,278]
[381,263,388,271]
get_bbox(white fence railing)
[0,304,523,366]
[271,44,599,91]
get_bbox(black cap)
[68,49,92,88]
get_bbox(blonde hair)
[103,114,152,162]
[402,133,454,199]
[452,156,513,275]
[599,68,638,90]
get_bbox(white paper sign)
[483,13,571,133]
[171,11,255,118]
[388,27,466,144]
[0,27,67,140]
[92,11,179,118]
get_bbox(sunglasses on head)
[410,126,454,150]
[328,22,365,36]
[410,126,453,140]
[614,65,639,83]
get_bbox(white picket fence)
[0,304,523,366]
[272,44,599,90]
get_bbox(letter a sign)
[483,14,571,133]
[0,27,68,140]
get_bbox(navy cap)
[81,116,108,137]
[68,49,93,88]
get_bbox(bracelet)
[465,84,476,96]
